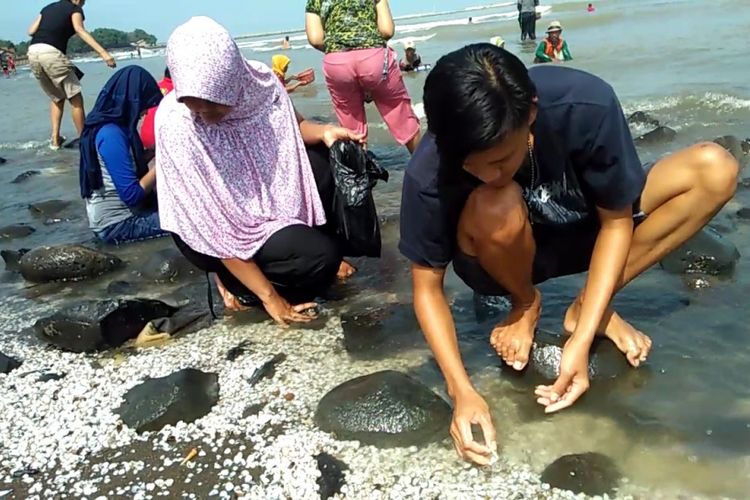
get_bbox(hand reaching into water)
[102,52,116,68]
[262,292,317,327]
[450,389,498,465]
[321,125,366,148]
[535,335,591,413]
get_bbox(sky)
[0,0,496,44]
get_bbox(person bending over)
[399,44,738,464]
[27,0,116,150]
[157,17,362,325]
[79,66,166,245]
[271,54,309,93]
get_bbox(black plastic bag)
[329,140,389,258]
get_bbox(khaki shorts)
[27,43,82,102]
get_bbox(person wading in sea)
[27,0,116,150]
[517,0,539,41]
[399,44,738,465]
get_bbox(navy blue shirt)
[399,65,645,269]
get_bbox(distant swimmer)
[517,0,539,41]
[271,54,311,93]
[7,53,16,77]
[534,21,573,63]
[399,41,423,72]
[468,17,473,24]
[281,35,291,50]
[490,36,506,48]
[587,3,596,12]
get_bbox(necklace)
[527,137,537,189]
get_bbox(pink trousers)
[323,47,420,145]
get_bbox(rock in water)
[341,305,422,360]
[28,200,71,218]
[0,157,6,164]
[660,226,740,276]
[634,126,677,145]
[713,135,744,163]
[139,248,197,282]
[0,352,21,374]
[742,138,750,156]
[541,452,621,496]
[34,299,177,352]
[627,111,660,127]
[0,224,35,241]
[315,453,347,500]
[1,248,29,271]
[737,208,750,220]
[19,244,123,282]
[12,170,41,184]
[315,370,451,447]
[116,368,219,432]
[529,330,630,381]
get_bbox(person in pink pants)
[305,0,421,153]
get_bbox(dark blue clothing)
[79,66,162,199]
[399,65,645,269]
[30,0,84,54]
[96,124,146,207]
[96,211,165,245]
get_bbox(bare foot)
[489,288,541,371]
[214,276,249,312]
[564,298,652,367]
[337,260,357,280]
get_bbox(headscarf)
[271,54,291,79]
[155,17,326,260]
[79,66,162,198]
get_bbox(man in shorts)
[27,0,115,150]
[399,44,739,464]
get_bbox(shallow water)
[1,0,750,497]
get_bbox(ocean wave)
[623,93,750,115]
[395,6,551,34]
[0,140,48,151]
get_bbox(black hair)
[164,67,170,79]
[423,43,536,168]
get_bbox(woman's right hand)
[102,52,116,68]
[262,291,317,327]
[450,389,498,465]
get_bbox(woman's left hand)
[321,125,366,148]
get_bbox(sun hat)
[546,21,563,33]
[490,36,506,48]
[404,40,416,50]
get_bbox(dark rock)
[315,370,451,447]
[316,453,347,499]
[150,310,211,337]
[0,157,5,164]
[139,248,197,283]
[11,170,40,184]
[19,244,123,283]
[634,126,677,145]
[226,339,251,361]
[116,368,219,432]
[0,352,21,374]
[28,200,71,218]
[243,402,266,417]
[660,226,740,276]
[529,330,630,381]
[1,248,29,271]
[246,353,286,385]
[737,208,750,220]
[541,452,621,496]
[11,467,40,478]
[0,224,35,241]
[341,304,422,360]
[627,111,660,128]
[107,280,137,295]
[37,372,66,382]
[713,135,744,163]
[742,138,750,155]
[34,299,177,353]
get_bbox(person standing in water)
[588,3,596,13]
[399,44,738,464]
[27,0,116,150]
[534,21,573,63]
[517,0,539,41]
[305,0,421,153]
[282,36,291,50]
